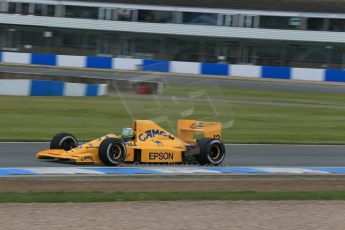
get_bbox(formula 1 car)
[36,120,226,166]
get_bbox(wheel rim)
[62,139,76,150]
[108,144,122,161]
[209,144,224,162]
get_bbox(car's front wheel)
[98,138,126,166]
[50,133,78,151]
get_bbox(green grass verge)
[1,191,345,203]
[1,83,345,143]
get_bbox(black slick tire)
[195,138,226,165]
[98,138,126,166]
[50,133,78,151]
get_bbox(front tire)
[50,133,78,151]
[195,138,226,165]
[98,138,126,166]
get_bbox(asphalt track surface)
[1,66,345,168]
[1,143,345,167]
[1,65,345,93]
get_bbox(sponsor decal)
[138,129,174,141]
[124,141,137,146]
[81,156,94,161]
[122,139,136,146]
[152,139,163,147]
[191,122,205,129]
[75,145,83,150]
[149,152,174,160]
[213,134,221,140]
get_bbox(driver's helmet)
[121,127,134,140]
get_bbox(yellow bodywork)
[36,120,222,164]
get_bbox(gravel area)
[2,175,345,192]
[1,201,345,230]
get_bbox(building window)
[138,10,172,23]
[65,6,98,19]
[329,19,345,32]
[220,15,236,27]
[307,18,325,31]
[5,29,18,49]
[176,40,200,61]
[99,8,116,20]
[260,16,301,29]
[135,38,161,53]
[286,45,330,68]
[182,12,218,25]
[240,45,256,64]
[34,4,43,16]
[97,36,113,55]
[203,42,218,62]
[238,15,259,28]
[8,2,16,14]
[21,3,29,15]
[47,5,55,17]
[61,32,84,48]
[21,30,45,45]
[215,42,238,63]
[256,44,282,65]
[120,38,135,56]
[117,9,135,21]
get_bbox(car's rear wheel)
[195,138,226,165]
[98,138,126,166]
[50,133,78,151]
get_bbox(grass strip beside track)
[1,191,345,203]
[1,84,345,143]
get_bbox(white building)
[0,0,344,69]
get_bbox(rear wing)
[177,120,222,143]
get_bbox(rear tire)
[50,133,78,151]
[98,138,126,166]
[195,138,226,165]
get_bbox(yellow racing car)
[36,120,226,166]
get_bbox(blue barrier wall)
[1,51,345,83]
[262,66,291,79]
[86,56,112,69]
[201,63,229,76]
[325,69,345,82]
[85,84,99,96]
[0,79,107,96]
[31,53,56,66]
[30,80,64,96]
[142,60,170,72]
